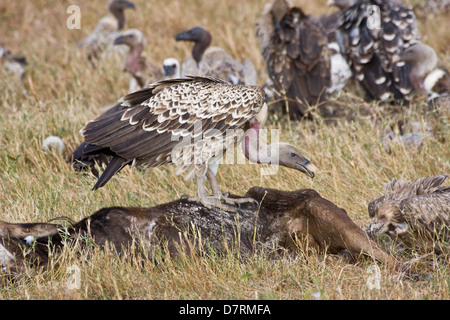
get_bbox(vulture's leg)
[185,170,256,211]
[205,169,258,206]
[186,175,238,212]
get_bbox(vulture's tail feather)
[93,156,128,190]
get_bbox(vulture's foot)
[185,195,238,212]
[219,195,259,207]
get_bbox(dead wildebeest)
[0,186,409,282]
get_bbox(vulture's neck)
[243,120,280,165]
[126,44,143,74]
[192,33,212,65]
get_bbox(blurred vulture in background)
[78,0,136,64]
[328,0,420,103]
[398,42,450,106]
[175,26,257,86]
[0,45,27,81]
[162,57,181,80]
[256,0,331,120]
[113,29,164,92]
[365,175,450,253]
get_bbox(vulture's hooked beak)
[113,35,125,45]
[175,31,189,42]
[121,0,136,10]
[296,158,316,178]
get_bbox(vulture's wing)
[398,191,450,238]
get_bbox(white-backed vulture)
[113,29,164,92]
[256,0,331,120]
[175,26,257,86]
[78,0,136,64]
[328,0,420,102]
[77,76,316,210]
[162,57,181,80]
[366,175,450,253]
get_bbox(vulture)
[163,57,181,80]
[256,0,331,120]
[113,29,164,92]
[328,0,420,102]
[175,26,257,86]
[78,0,136,64]
[0,45,27,81]
[365,175,450,253]
[398,42,450,104]
[77,76,316,210]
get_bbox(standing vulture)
[78,0,136,64]
[256,0,331,120]
[365,175,450,253]
[328,0,420,102]
[113,29,164,92]
[175,26,257,86]
[77,76,316,210]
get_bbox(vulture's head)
[96,16,119,33]
[114,29,145,49]
[277,143,317,178]
[175,26,211,44]
[175,26,212,64]
[108,0,136,30]
[270,0,291,23]
[401,43,437,77]
[365,200,408,238]
[163,58,181,79]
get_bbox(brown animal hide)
[0,187,402,281]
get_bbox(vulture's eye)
[290,152,297,158]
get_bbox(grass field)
[0,0,449,300]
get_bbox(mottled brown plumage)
[366,175,450,253]
[256,0,331,120]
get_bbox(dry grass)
[0,0,449,300]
